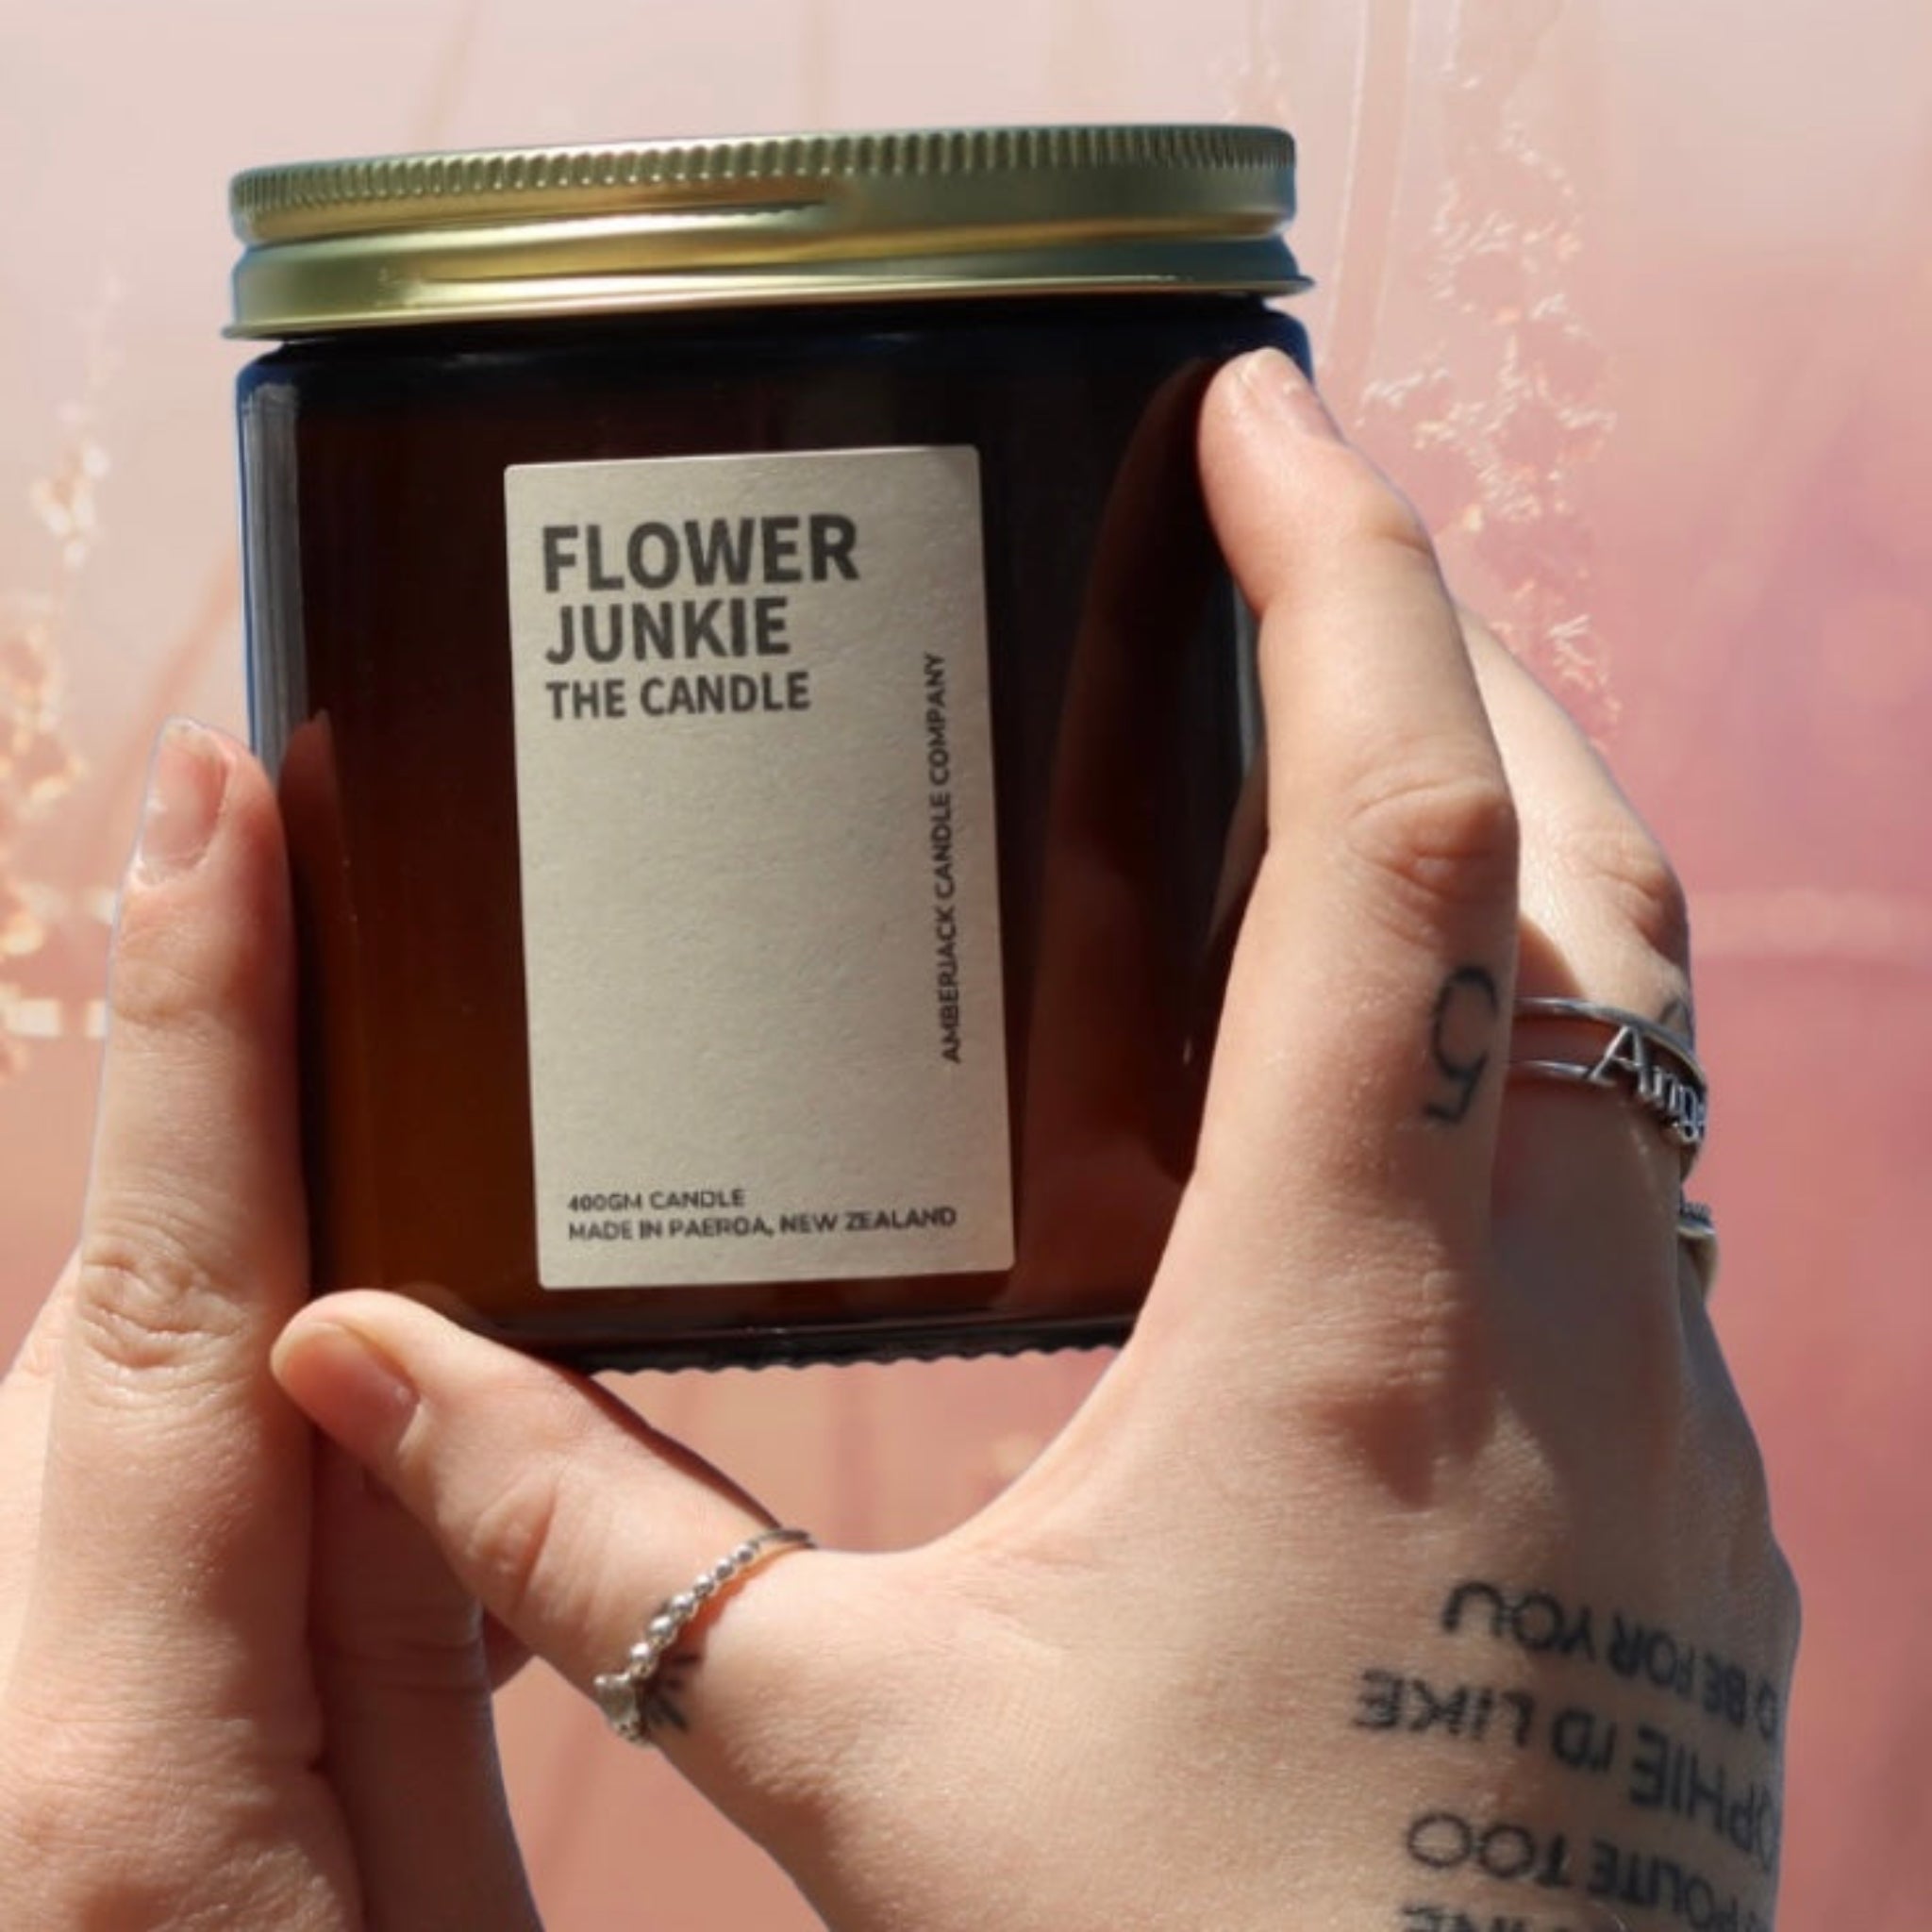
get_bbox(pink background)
[3,3,1926,1924]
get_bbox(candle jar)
[230,125,1308,1368]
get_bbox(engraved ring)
[1509,995,1708,1162]
[593,1525,815,1747]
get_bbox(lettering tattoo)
[1438,1583,1781,1746]
[1355,1671,1539,1750]
[1424,967,1503,1124]
[1396,1811,1773,1931]
[1354,1581,1787,1928]
[1401,1908,1632,1932]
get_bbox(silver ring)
[1509,996,1707,1161]
[1677,1196,1719,1299]
[593,1525,814,1747]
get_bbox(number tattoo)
[1424,967,1502,1125]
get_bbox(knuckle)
[0,1711,165,1918]
[1335,753,1521,926]
[106,912,212,1037]
[108,867,284,1041]
[1323,444,1440,565]
[1282,1272,1506,1499]
[1558,817,1692,974]
[458,1457,572,1634]
[1722,1420,1782,1568]
[1740,1515,1803,1690]
[0,1693,314,1927]
[71,1223,249,1387]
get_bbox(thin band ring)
[593,1526,815,1747]
[1510,995,1708,1160]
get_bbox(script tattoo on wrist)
[1354,1581,1787,1932]
[1424,967,1502,1125]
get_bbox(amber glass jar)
[230,126,1308,1368]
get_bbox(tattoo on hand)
[1401,1908,1631,1932]
[1438,1583,1782,1748]
[642,1653,698,1737]
[1424,967,1502,1125]
[1353,1580,1788,1931]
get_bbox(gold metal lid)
[228,125,1304,338]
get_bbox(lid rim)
[228,123,1302,338]
[232,124,1297,240]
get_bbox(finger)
[0,1255,77,1674]
[1460,611,1690,1021]
[1461,616,1693,1323]
[1174,351,1520,1293]
[273,1295,821,1803]
[14,722,313,1722]
[309,1441,541,1931]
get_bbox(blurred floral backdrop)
[4,1,1927,1924]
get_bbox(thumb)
[273,1295,830,1819]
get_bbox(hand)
[0,729,540,1931]
[260,347,1790,1931]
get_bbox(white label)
[504,447,1013,1288]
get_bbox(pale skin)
[0,350,1796,1930]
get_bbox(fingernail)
[274,1319,421,1464]
[1236,347,1341,441]
[135,720,230,884]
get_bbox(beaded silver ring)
[592,1525,815,1746]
